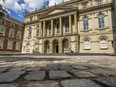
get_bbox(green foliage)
[0,5,7,17]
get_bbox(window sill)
[95,27,109,30]
[84,48,91,50]
[63,33,71,35]
[100,48,108,50]
[80,29,93,32]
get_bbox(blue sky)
[0,0,70,22]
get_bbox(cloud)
[0,0,70,21]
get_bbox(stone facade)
[0,16,24,54]
[22,0,116,54]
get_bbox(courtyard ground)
[0,55,116,87]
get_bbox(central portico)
[38,6,79,54]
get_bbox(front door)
[53,40,59,53]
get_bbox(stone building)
[22,0,116,54]
[0,16,24,54]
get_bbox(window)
[98,13,105,28]
[0,28,5,36]
[30,16,33,21]
[97,0,103,5]
[1,19,6,25]
[48,24,51,35]
[83,3,87,8]
[100,38,107,49]
[16,42,20,50]
[36,29,39,36]
[56,22,59,33]
[28,27,32,38]
[64,20,69,33]
[83,16,89,30]
[0,39,3,49]
[84,40,91,49]
[7,41,13,50]
[17,31,21,39]
[10,23,15,28]
[9,30,14,38]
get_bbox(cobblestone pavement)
[0,55,116,87]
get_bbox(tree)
[0,4,7,17]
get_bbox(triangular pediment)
[39,6,78,18]
[49,10,65,15]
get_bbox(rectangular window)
[16,42,20,50]
[17,31,21,39]
[9,30,14,38]
[7,41,13,50]
[0,28,5,36]
[1,19,6,25]
[83,3,87,8]
[0,39,3,49]
[97,0,103,5]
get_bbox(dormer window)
[97,0,103,5]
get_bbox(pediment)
[39,6,78,18]
[49,10,65,15]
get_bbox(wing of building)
[0,16,24,54]
[22,0,116,54]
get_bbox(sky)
[0,0,70,22]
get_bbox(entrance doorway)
[53,40,59,53]
[44,40,49,53]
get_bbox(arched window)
[64,20,69,33]
[56,22,59,33]
[84,40,91,49]
[98,13,105,28]
[83,16,89,30]
[28,27,32,38]
[48,24,51,35]
[97,0,103,5]
[100,38,107,49]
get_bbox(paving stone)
[0,70,25,83]
[89,69,116,76]
[0,84,18,87]
[9,67,26,71]
[70,70,97,78]
[61,79,102,87]
[0,67,9,73]
[27,81,60,87]
[95,77,116,87]
[49,71,71,79]
[25,71,45,81]
[71,65,89,70]
[26,67,40,71]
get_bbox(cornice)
[79,3,112,13]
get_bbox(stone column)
[51,19,54,36]
[74,14,77,34]
[59,17,63,35]
[39,22,42,38]
[108,10,113,31]
[69,15,72,34]
[43,21,46,37]
[59,42,62,53]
